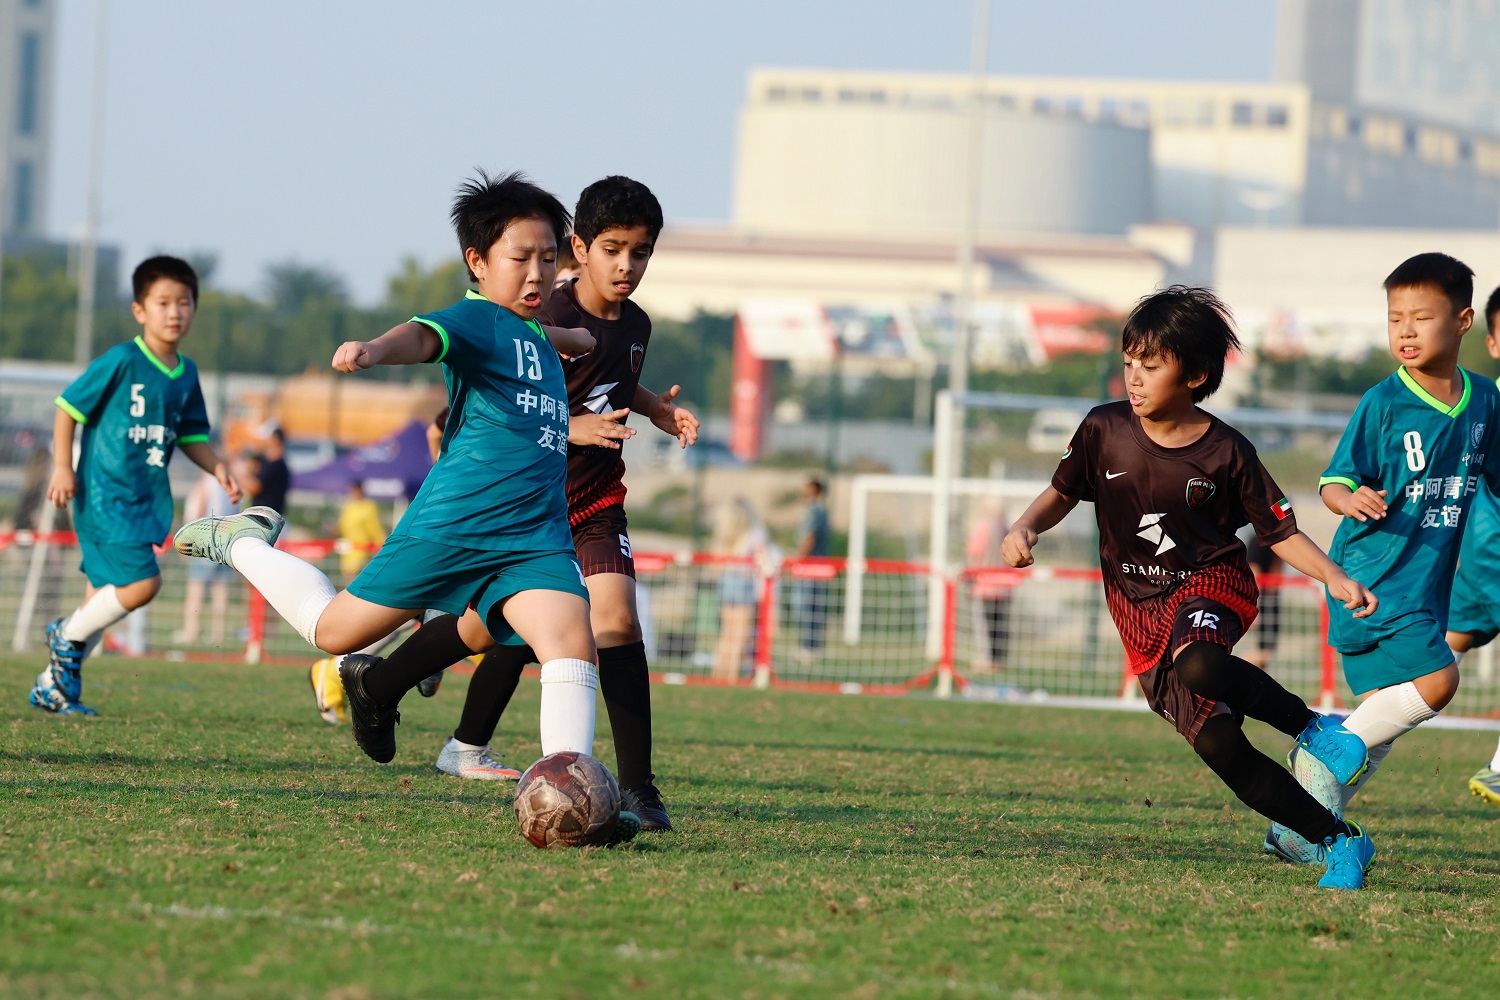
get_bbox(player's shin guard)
[226,537,335,647]
[599,641,654,788]
[61,586,130,646]
[1193,714,1342,845]
[539,658,599,757]
[453,645,530,747]
[363,614,474,708]
[1172,642,1315,736]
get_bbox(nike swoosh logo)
[1106,471,1126,479]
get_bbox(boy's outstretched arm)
[1269,531,1378,618]
[178,440,243,504]
[542,325,595,359]
[332,322,442,371]
[634,383,699,448]
[1320,481,1388,521]
[1001,487,1078,567]
[46,406,78,508]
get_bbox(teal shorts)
[1339,617,1456,695]
[1447,590,1500,649]
[346,534,587,645]
[78,537,159,588]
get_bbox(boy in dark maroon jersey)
[383,177,695,831]
[1002,286,1381,889]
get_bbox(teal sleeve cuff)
[55,396,87,425]
[410,317,450,363]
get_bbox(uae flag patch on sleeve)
[1271,497,1293,520]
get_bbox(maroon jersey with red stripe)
[1052,401,1299,672]
[540,281,652,525]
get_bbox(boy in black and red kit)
[389,177,695,831]
[1002,286,1380,890]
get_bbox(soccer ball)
[513,751,622,848]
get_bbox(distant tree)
[383,257,468,319]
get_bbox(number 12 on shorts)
[1188,609,1219,629]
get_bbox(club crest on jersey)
[1473,422,1486,448]
[630,343,644,373]
[1185,477,1216,507]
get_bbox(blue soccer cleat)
[1318,821,1375,890]
[1295,714,1369,787]
[1469,767,1500,805]
[1263,823,1327,866]
[45,617,86,702]
[29,668,98,716]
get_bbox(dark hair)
[806,477,825,496]
[1120,285,1240,403]
[132,256,199,304]
[1485,285,1500,332]
[269,427,286,443]
[1383,252,1474,313]
[574,175,664,247]
[556,239,578,272]
[450,170,570,282]
[433,406,450,432]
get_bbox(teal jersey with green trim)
[1453,478,1500,601]
[396,290,571,551]
[57,336,211,544]
[1320,367,1500,650]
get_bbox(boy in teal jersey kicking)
[1268,253,1500,859]
[173,172,619,787]
[1444,283,1500,806]
[31,256,242,715]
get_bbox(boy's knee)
[1191,713,1250,775]
[1414,664,1460,711]
[118,575,163,610]
[590,608,642,648]
[1172,640,1229,696]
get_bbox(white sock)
[61,586,129,645]
[1340,740,1394,809]
[449,737,486,752]
[538,658,599,756]
[1341,681,1438,748]
[1490,737,1500,772]
[228,536,336,647]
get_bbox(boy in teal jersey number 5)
[173,172,615,783]
[31,256,241,716]
[1269,253,1500,858]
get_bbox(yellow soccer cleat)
[310,656,348,725]
[1469,767,1500,805]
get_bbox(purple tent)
[291,420,433,500]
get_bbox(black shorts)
[1136,598,1245,746]
[572,504,634,579]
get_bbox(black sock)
[1173,642,1316,736]
[1193,715,1342,844]
[599,640,653,788]
[364,614,475,708]
[453,645,530,746]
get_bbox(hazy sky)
[45,0,1276,304]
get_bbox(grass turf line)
[1,654,1497,999]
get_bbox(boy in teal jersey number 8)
[30,256,241,716]
[174,171,609,773]
[1269,254,1500,860]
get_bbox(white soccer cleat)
[1289,745,1343,817]
[173,506,285,567]
[434,738,521,781]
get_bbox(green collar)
[465,289,547,340]
[134,336,185,379]
[1398,366,1470,417]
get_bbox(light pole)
[73,0,109,365]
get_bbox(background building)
[0,0,56,241]
[1277,0,1500,136]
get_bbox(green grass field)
[1,654,1497,999]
